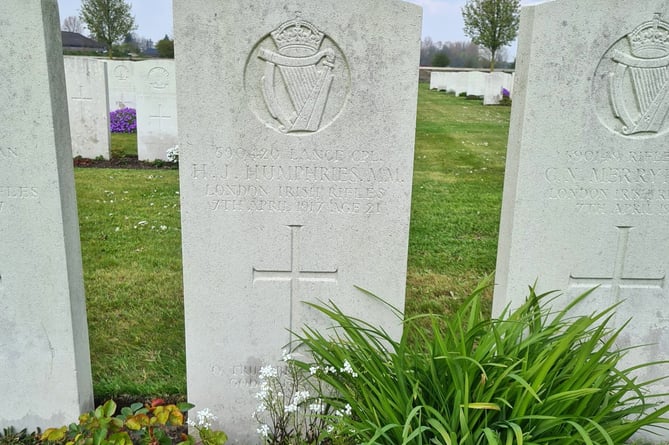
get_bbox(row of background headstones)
[429,70,515,104]
[63,57,177,162]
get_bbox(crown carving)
[628,14,669,58]
[271,19,324,53]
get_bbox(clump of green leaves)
[1,427,41,445]
[41,399,198,445]
[295,283,669,444]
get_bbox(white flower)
[259,365,277,379]
[166,145,180,163]
[340,360,358,377]
[284,403,297,413]
[292,390,310,405]
[281,349,293,362]
[255,402,267,413]
[309,365,320,375]
[160,225,167,230]
[137,220,148,226]
[257,424,270,438]
[309,401,325,414]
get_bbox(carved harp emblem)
[610,14,669,135]
[257,19,336,133]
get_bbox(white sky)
[56,0,550,59]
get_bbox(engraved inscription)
[113,65,130,81]
[245,16,350,134]
[0,147,18,158]
[71,85,93,118]
[594,13,669,137]
[545,150,669,215]
[253,225,338,345]
[0,186,39,214]
[190,142,397,215]
[569,226,665,303]
[148,67,169,89]
[149,104,171,131]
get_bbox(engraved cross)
[149,104,171,132]
[71,85,92,117]
[569,226,665,303]
[253,225,338,344]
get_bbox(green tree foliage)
[156,35,174,58]
[431,50,450,67]
[462,0,520,71]
[79,0,136,59]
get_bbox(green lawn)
[78,83,509,400]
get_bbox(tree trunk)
[489,49,496,72]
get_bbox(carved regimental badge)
[245,17,350,134]
[594,13,669,136]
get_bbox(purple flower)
[501,88,511,98]
[110,107,137,133]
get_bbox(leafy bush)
[110,108,137,133]
[295,284,669,445]
[40,399,214,445]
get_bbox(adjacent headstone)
[175,0,422,441]
[494,1,669,439]
[465,70,487,96]
[430,71,446,90]
[483,72,513,105]
[106,60,137,111]
[135,60,178,161]
[63,56,111,159]
[0,0,93,429]
[449,72,468,96]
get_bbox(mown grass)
[406,84,509,317]
[77,83,509,399]
[110,132,138,158]
[75,169,184,398]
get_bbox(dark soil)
[73,156,178,170]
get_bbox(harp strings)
[630,65,669,112]
[278,65,320,111]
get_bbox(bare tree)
[462,0,520,71]
[62,15,84,34]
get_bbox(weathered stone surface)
[64,56,111,159]
[175,0,421,441]
[106,60,137,111]
[0,0,93,429]
[494,1,669,439]
[135,60,178,161]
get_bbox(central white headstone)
[135,60,178,161]
[0,0,93,429]
[175,0,421,441]
[494,1,669,440]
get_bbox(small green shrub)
[295,283,669,445]
[1,427,41,445]
[40,399,211,445]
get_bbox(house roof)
[61,31,106,49]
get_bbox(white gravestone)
[465,70,487,96]
[0,0,93,429]
[106,60,137,111]
[135,60,178,161]
[175,0,421,441]
[494,2,669,439]
[450,71,468,96]
[63,56,111,160]
[483,72,512,105]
